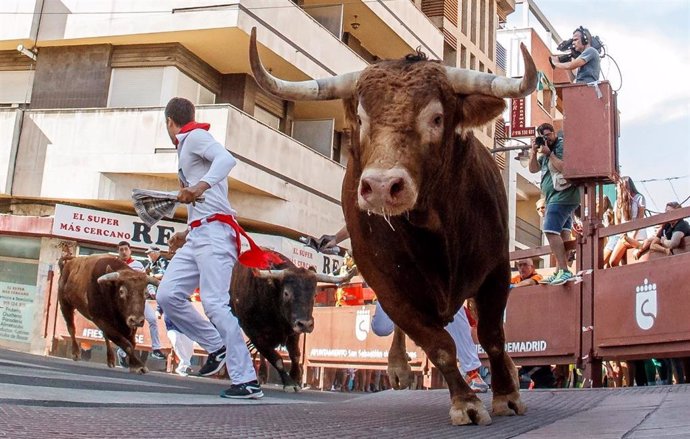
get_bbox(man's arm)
[178,133,236,204]
[513,278,538,287]
[551,56,587,71]
[528,142,541,173]
[318,225,350,250]
[664,231,686,249]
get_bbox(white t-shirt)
[127,259,145,272]
[618,193,647,240]
[176,128,237,223]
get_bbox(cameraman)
[551,27,600,84]
[528,123,579,285]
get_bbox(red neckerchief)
[173,121,211,146]
[125,258,134,265]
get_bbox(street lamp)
[491,138,532,167]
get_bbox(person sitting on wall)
[635,201,690,258]
[510,258,543,288]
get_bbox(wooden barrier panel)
[594,253,690,359]
[305,305,427,370]
[474,283,581,366]
[53,300,195,351]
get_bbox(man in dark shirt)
[635,202,690,258]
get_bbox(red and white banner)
[52,204,188,251]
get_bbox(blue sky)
[511,0,690,211]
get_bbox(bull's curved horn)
[97,271,120,284]
[445,43,537,98]
[249,27,360,101]
[315,267,358,285]
[146,276,160,287]
[254,269,287,281]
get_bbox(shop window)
[0,236,40,259]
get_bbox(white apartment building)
[0,0,517,353]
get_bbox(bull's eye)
[283,289,292,301]
[357,115,362,126]
[432,115,443,126]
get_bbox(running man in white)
[116,241,166,363]
[156,97,262,399]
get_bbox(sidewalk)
[1,348,688,438]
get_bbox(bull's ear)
[105,265,113,273]
[457,94,506,128]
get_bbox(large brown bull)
[58,255,158,374]
[231,250,354,392]
[249,28,536,425]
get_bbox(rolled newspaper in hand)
[132,189,204,227]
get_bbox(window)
[108,67,215,107]
[292,119,335,158]
[0,71,34,104]
[254,106,281,130]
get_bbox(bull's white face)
[355,98,445,216]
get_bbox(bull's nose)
[293,319,314,333]
[128,316,145,328]
[360,174,405,201]
[358,168,416,212]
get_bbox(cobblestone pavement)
[1,348,689,438]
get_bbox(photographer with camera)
[528,123,580,286]
[551,26,601,84]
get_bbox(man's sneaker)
[175,365,192,377]
[150,349,167,360]
[550,269,574,286]
[465,369,489,393]
[539,271,558,284]
[220,380,264,399]
[116,348,128,368]
[198,347,226,377]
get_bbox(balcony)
[0,1,367,81]
[6,104,346,237]
[0,0,39,45]
[300,0,443,61]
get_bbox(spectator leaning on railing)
[634,201,690,259]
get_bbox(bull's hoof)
[107,360,116,368]
[283,384,301,393]
[129,365,149,374]
[449,399,492,426]
[71,352,81,361]
[387,363,414,390]
[492,391,527,416]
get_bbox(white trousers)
[143,302,161,350]
[371,302,481,373]
[157,221,256,384]
[445,307,481,373]
[167,329,194,368]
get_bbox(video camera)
[549,32,604,67]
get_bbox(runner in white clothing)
[156,97,262,399]
[116,241,166,364]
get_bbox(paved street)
[1,348,689,438]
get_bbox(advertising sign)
[52,204,186,250]
[0,282,38,343]
[52,204,343,274]
[510,98,535,138]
